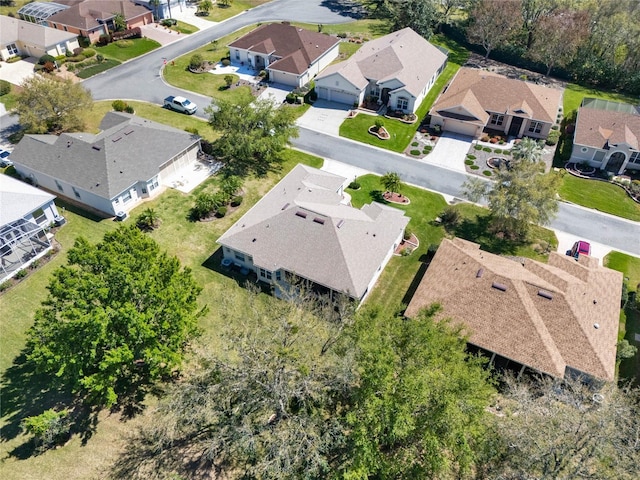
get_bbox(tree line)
[362,0,640,94]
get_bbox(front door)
[605,151,625,174]
[508,117,524,137]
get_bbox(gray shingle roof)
[0,15,77,48]
[9,112,199,199]
[405,238,622,381]
[0,175,55,226]
[217,164,409,298]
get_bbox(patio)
[163,156,221,194]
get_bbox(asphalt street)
[3,0,639,256]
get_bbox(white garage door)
[443,119,479,137]
[317,87,357,106]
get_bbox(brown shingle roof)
[47,0,149,31]
[228,23,339,75]
[405,238,621,381]
[574,106,640,150]
[431,67,562,123]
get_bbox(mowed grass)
[605,251,640,292]
[199,0,271,22]
[339,34,469,153]
[563,83,640,117]
[558,173,640,221]
[95,38,161,62]
[0,149,322,480]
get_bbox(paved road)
[83,0,357,109]
[294,128,640,256]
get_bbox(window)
[122,190,132,203]
[581,147,589,153]
[490,114,504,126]
[275,271,282,281]
[55,180,64,192]
[259,268,272,280]
[235,49,240,60]
[32,208,46,224]
[72,187,81,199]
[370,87,380,98]
[396,97,409,111]
[148,176,159,192]
[528,121,543,134]
[235,252,245,262]
[7,43,18,56]
[630,151,640,164]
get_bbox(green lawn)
[75,59,121,79]
[563,83,640,118]
[95,38,161,62]
[618,305,640,386]
[558,173,640,221]
[339,34,469,153]
[0,85,19,112]
[171,20,199,35]
[605,251,640,292]
[293,19,389,39]
[197,0,271,22]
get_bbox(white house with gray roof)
[314,28,447,113]
[9,112,201,217]
[0,15,79,62]
[1,175,60,282]
[217,164,410,302]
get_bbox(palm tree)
[198,0,213,15]
[149,0,161,21]
[381,171,402,194]
[136,208,160,231]
[511,137,544,163]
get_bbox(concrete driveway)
[0,57,36,85]
[422,132,473,173]
[296,100,351,136]
[257,83,291,106]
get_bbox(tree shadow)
[448,213,523,256]
[368,189,388,204]
[202,248,267,294]
[320,0,366,19]
[55,198,110,223]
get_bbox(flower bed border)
[368,125,390,140]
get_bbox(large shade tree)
[17,76,93,134]
[467,0,522,59]
[26,226,204,409]
[206,96,298,176]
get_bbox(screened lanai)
[0,218,51,281]
[18,2,69,25]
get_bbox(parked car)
[0,148,12,168]
[567,240,591,258]
[164,95,197,115]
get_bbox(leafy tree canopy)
[206,96,298,177]
[17,76,93,134]
[26,226,204,409]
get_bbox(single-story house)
[570,98,640,175]
[0,15,79,61]
[46,0,153,43]
[430,67,562,139]
[217,164,410,303]
[227,22,340,88]
[314,27,448,113]
[18,2,70,25]
[0,175,60,282]
[10,112,201,217]
[134,0,185,20]
[405,238,622,382]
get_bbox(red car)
[567,241,591,258]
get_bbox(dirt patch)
[395,233,419,255]
[383,191,410,204]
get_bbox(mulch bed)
[383,191,410,204]
[394,233,419,255]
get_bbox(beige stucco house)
[0,15,79,61]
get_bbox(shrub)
[43,61,56,73]
[6,56,22,63]
[482,147,492,152]
[191,53,204,69]
[96,54,104,63]
[474,145,483,150]
[0,80,11,96]
[221,58,231,66]
[259,69,267,77]
[191,192,219,220]
[224,75,234,88]
[73,47,84,56]
[467,154,476,160]
[217,206,227,217]
[65,50,73,57]
[29,259,40,270]
[348,180,360,190]
[286,93,297,104]
[410,149,421,156]
[22,409,70,451]
[98,34,112,46]
[480,134,490,142]
[124,105,134,114]
[82,48,96,58]
[403,229,413,241]
[38,54,56,65]
[546,130,560,146]
[112,27,141,41]
[79,36,90,48]
[483,170,492,176]
[494,149,503,154]
[440,206,461,227]
[115,40,134,48]
[337,32,348,38]
[112,99,127,111]
[498,139,505,145]
[411,141,419,147]
[465,159,474,165]
[230,195,243,207]
[374,118,384,129]
[551,125,559,130]
[422,148,431,155]
[0,280,11,292]
[65,63,76,72]
[14,269,27,279]
[470,165,480,170]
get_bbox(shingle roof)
[9,112,199,199]
[228,23,340,75]
[0,175,55,226]
[431,67,562,123]
[217,164,409,299]
[47,0,150,31]
[0,15,77,48]
[405,238,622,381]
[317,27,447,97]
[574,106,640,150]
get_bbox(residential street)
[6,0,640,257]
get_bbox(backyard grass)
[293,19,389,39]
[95,38,161,62]
[618,305,640,386]
[563,83,640,117]
[0,148,322,480]
[605,251,640,292]
[339,34,469,153]
[558,173,640,221]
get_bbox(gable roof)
[405,238,622,381]
[228,23,340,76]
[0,175,56,226]
[317,27,447,97]
[9,112,199,199]
[431,67,562,123]
[47,0,150,31]
[0,15,77,48]
[574,105,640,150]
[217,164,409,299]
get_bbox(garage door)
[317,87,357,106]
[443,119,479,137]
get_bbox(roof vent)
[492,282,507,292]
[124,129,134,135]
[476,268,484,278]
[112,136,122,142]
[538,290,553,300]
[337,219,344,228]
[593,323,600,329]
[92,145,101,151]
[281,202,290,210]
[313,217,325,225]
[295,211,307,219]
